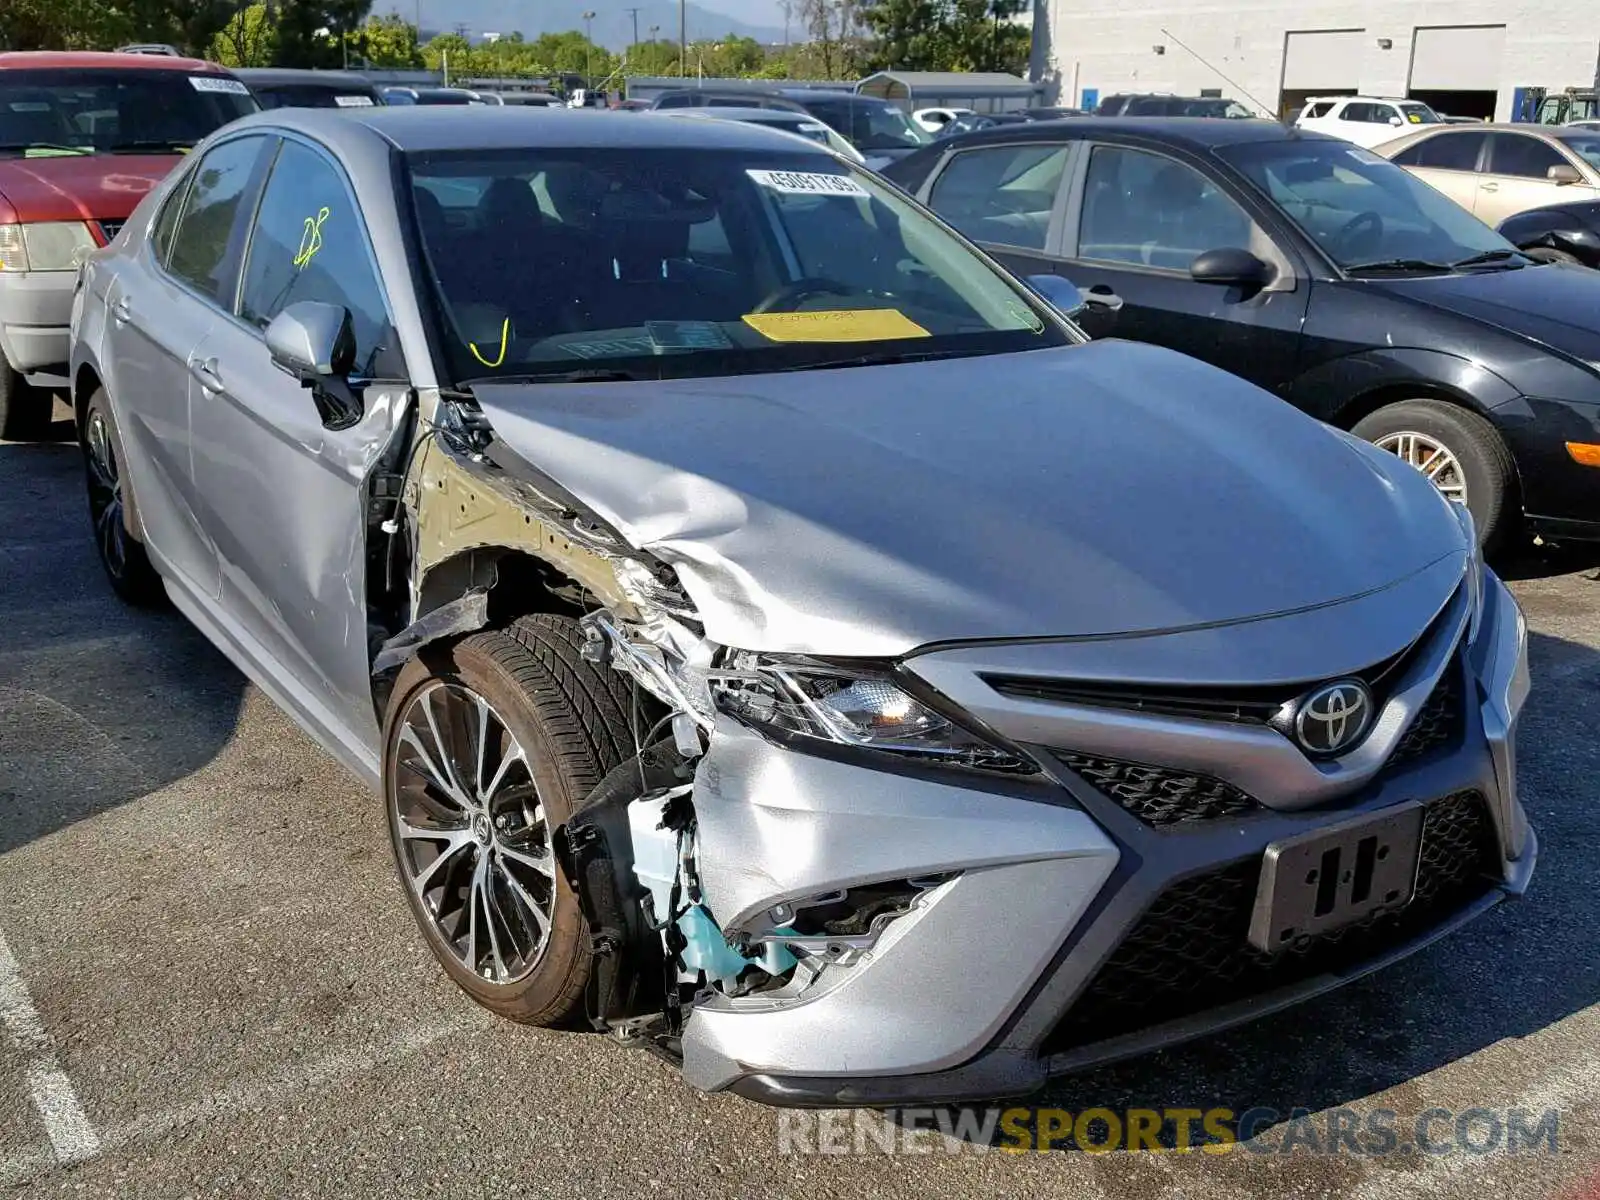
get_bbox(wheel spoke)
[482,741,527,803]
[473,693,491,798]
[498,841,556,878]
[422,688,470,798]
[469,853,507,980]
[500,863,551,940]
[409,831,475,897]
[398,721,471,810]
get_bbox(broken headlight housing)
[713,653,1035,773]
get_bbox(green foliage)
[360,11,422,68]
[209,3,276,67]
[859,0,1031,75]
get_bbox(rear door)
[1476,132,1600,224]
[1054,141,1308,391]
[922,140,1076,279]
[103,132,275,600]
[1386,129,1489,211]
[187,135,410,753]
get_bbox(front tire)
[81,387,166,606]
[1353,399,1518,551]
[382,614,633,1025]
[0,356,52,441]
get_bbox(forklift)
[1514,86,1599,124]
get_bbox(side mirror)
[1388,115,1404,127]
[1548,163,1584,185]
[1189,247,1275,289]
[264,300,363,430]
[1025,273,1087,318]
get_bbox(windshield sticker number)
[746,169,868,198]
[334,95,376,107]
[646,321,733,351]
[190,76,251,95]
[293,206,330,269]
[1407,112,1424,123]
[743,309,931,343]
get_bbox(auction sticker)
[190,76,251,95]
[334,94,376,107]
[747,169,868,198]
[743,309,930,343]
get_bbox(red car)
[0,51,256,438]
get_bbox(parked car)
[235,68,383,110]
[494,92,563,107]
[1099,93,1254,119]
[0,50,256,439]
[913,106,973,134]
[381,86,482,106]
[658,106,865,163]
[1294,96,1443,148]
[776,90,934,166]
[1496,199,1600,267]
[886,117,1600,548]
[1381,123,1600,226]
[648,88,808,114]
[70,105,1533,1107]
[939,108,1085,139]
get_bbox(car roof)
[667,107,808,123]
[780,89,877,103]
[229,106,839,156]
[938,116,1335,150]
[0,50,225,73]
[233,68,375,87]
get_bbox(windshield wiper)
[0,142,92,156]
[782,347,986,373]
[1450,248,1525,269]
[471,368,640,385]
[107,139,192,153]
[1344,257,1454,276]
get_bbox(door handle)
[1086,286,1125,312]
[1479,182,1499,193]
[190,355,224,393]
[111,296,131,326]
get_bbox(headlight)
[0,222,97,272]
[713,654,1035,773]
[1454,504,1484,644]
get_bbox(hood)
[1365,264,1600,364]
[473,342,1464,658]
[0,154,179,224]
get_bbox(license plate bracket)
[1248,802,1425,953]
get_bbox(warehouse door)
[1409,25,1505,120]
[1281,29,1365,118]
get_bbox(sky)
[695,0,786,23]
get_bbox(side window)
[1305,102,1334,119]
[655,94,692,109]
[149,173,193,268]
[1488,134,1569,179]
[237,139,398,378]
[1077,145,1260,270]
[1376,105,1402,126]
[1392,131,1487,171]
[1337,102,1366,122]
[928,143,1070,250]
[165,135,271,305]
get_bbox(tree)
[360,11,422,68]
[797,0,865,80]
[858,0,1030,74]
[625,39,681,76]
[210,3,277,67]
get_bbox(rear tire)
[0,356,52,442]
[1353,399,1518,552]
[81,388,166,606]
[382,614,634,1026]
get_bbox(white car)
[1294,96,1442,149]
[913,106,974,134]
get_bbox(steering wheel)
[753,277,868,314]
[1333,210,1384,256]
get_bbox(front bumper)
[0,269,75,375]
[682,571,1534,1106]
[1497,397,1600,535]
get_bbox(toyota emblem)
[1293,680,1374,757]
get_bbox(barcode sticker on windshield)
[747,169,867,197]
[334,94,376,107]
[190,76,251,95]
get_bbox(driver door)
[187,136,410,760]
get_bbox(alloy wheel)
[390,682,556,985]
[1373,431,1468,505]
[85,410,129,579]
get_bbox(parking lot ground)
[2,430,1599,1199]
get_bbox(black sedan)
[884,118,1600,549]
[1497,199,1600,268]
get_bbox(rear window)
[253,84,377,110]
[0,68,256,156]
[406,146,1066,384]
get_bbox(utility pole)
[627,7,640,50]
[583,10,596,84]
[679,0,687,78]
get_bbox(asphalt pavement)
[2,421,1598,1199]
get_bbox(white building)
[1034,0,1600,121]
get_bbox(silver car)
[69,108,1535,1106]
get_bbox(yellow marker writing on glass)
[469,317,510,368]
[743,308,931,344]
[293,206,330,268]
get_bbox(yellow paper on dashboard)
[742,309,931,343]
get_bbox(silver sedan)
[69,107,1534,1107]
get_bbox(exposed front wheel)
[0,356,52,442]
[1353,399,1517,551]
[81,388,166,606]
[381,615,633,1025]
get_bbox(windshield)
[1220,139,1514,271]
[1399,101,1440,125]
[0,68,256,156]
[407,147,1068,384]
[1554,133,1600,171]
[254,84,378,110]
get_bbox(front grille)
[1391,661,1465,766]
[96,219,125,243]
[1056,753,1257,826]
[1041,790,1498,1054]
